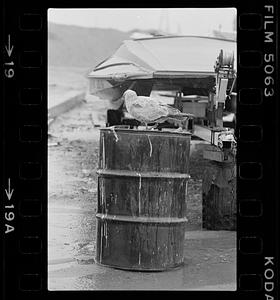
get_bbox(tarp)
[88,36,236,79]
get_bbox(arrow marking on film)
[5,178,14,200]
[5,35,14,57]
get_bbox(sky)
[48,8,236,36]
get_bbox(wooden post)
[207,92,216,127]
[216,102,224,128]
[202,160,236,230]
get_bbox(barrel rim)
[97,169,191,179]
[96,213,188,224]
[99,127,192,136]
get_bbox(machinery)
[87,35,237,134]
[201,48,237,162]
[88,34,237,230]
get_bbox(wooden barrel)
[96,128,191,271]
[202,161,236,230]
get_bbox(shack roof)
[88,36,236,79]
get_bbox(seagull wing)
[159,104,194,118]
[127,93,194,125]
[163,105,182,115]
[153,104,195,126]
[130,96,169,122]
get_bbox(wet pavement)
[48,219,236,291]
[48,99,236,290]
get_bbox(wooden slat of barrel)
[96,219,185,271]
[97,174,189,217]
[99,129,190,173]
[96,128,191,271]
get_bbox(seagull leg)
[149,123,158,131]
[174,120,186,132]
[174,126,183,132]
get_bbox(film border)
[2,0,279,299]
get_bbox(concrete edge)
[48,92,86,119]
[185,230,236,239]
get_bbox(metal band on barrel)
[96,213,188,224]
[97,169,190,179]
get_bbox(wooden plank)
[193,125,220,146]
[203,149,224,162]
[193,125,211,143]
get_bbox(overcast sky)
[48,8,236,36]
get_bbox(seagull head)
[123,90,137,102]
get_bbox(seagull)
[123,89,194,130]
